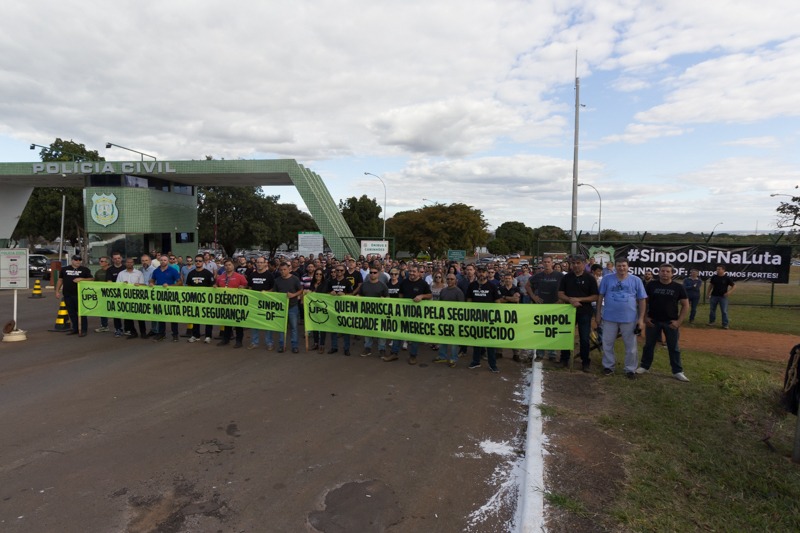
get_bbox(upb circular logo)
[81,286,99,310]
[308,299,329,324]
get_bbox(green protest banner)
[303,293,577,349]
[78,282,288,332]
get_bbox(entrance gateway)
[0,159,360,261]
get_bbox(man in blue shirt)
[597,258,647,379]
[149,254,183,341]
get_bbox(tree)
[487,238,510,255]
[13,138,104,250]
[776,190,800,231]
[339,195,382,238]
[533,225,570,254]
[495,221,535,254]
[197,186,282,256]
[386,203,488,258]
[262,203,318,257]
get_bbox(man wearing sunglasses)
[186,254,216,344]
[356,266,389,357]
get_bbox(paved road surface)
[0,289,528,532]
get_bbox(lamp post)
[30,143,85,161]
[363,172,387,240]
[578,183,601,242]
[105,142,156,161]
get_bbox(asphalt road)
[0,288,528,532]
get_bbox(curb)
[516,360,546,532]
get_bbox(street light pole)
[105,142,156,161]
[578,183,601,242]
[363,172,387,240]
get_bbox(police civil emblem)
[91,193,119,227]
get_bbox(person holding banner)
[150,254,183,342]
[596,258,647,379]
[467,265,502,373]
[558,254,599,372]
[274,262,304,353]
[356,266,389,357]
[328,265,354,355]
[399,265,433,365]
[248,256,276,350]
[432,273,465,367]
[707,265,735,329]
[309,268,329,353]
[528,256,564,362]
[215,259,249,348]
[186,254,216,344]
[117,257,147,340]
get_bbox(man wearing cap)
[558,254,599,372]
[55,255,93,336]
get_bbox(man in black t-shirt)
[247,257,276,350]
[185,254,216,343]
[397,265,432,365]
[328,266,354,355]
[637,264,689,381]
[105,251,126,336]
[558,255,599,372]
[706,264,735,329]
[467,265,502,372]
[55,255,93,336]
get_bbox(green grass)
[543,491,590,518]
[596,350,800,531]
[687,303,800,335]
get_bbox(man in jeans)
[558,255,599,372]
[274,261,304,353]
[707,264,735,329]
[636,263,690,382]
[596,258,647,379]
[356,266,389,357]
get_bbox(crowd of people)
[55,249,737,380]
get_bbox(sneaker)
[361,349,372,357]
[602,368,613,376]
[344,350,350,356]
[674,372,690,382]
[468,362,481,370]
[382,353,398,362]
[635,367,648,374]
[490,366,500,373]
[402,341,408,350]
[95,326,109,333]
[448,361,457,368]
[217,340,230,346]
[247,343,258,350]
[155,334,166,342]
[123,331,132,337]
[626,371,636,380]
[722,325,729,330]
[114,330,122,338]
[204,337,211,344]
[172,335,179,343]
[266,344,275,351]
[582,362,591,373]
[408,356,417,365]
[233,342,243,348]
[328,349,338,355]
[706,323,714,327]
[187,336,199,343]
[126,333,139,340]
[433,358,449,364]
[318,346,325,354]
[378,349,386,358]
[292,347,299,353]
[277,346,285,353]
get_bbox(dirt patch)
[680,325,797,362]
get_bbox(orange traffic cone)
[49,299,71,332]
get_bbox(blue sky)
[1,0,798,235]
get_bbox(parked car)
[29,254,49,279]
